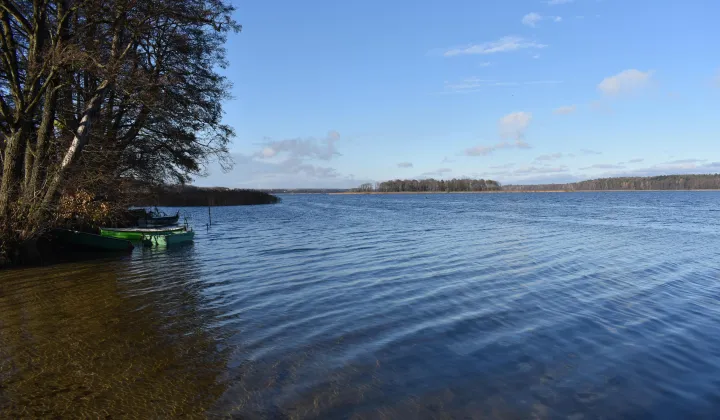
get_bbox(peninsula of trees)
[134,185,279,207]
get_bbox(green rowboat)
[53,229,134,252]
[100,226,186,241]
[142,229,195,247]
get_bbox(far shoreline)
[329,189,720,195]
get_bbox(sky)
[196,0,720,188]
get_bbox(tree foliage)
[370,178,501,193]
[0,0,238,260]
[503,174,720,191]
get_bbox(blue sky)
[197,0,720,188]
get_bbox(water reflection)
[0,250,231,417]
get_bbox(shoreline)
[329,189,720,195]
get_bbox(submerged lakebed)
[2,192,720,417]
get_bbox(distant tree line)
[504,174,720,192]
[356,179,502,193]
[263,189,349,194]
[134,185,279,207]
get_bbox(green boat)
[52,229,134,252]
[100,226,186,241]
[142,229,195,247]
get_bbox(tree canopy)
[0,0,239,260]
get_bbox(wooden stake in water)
[208,205,212,229]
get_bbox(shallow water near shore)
[2,192,720,418]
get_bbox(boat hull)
[142,230,195,247]
[53,229,134,252]
[100,226,186,241]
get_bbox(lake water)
[2,192,720,418]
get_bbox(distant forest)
[351,174,720,193]
[504,174,720,192]
[133,185,280,206]
[357,179,502,193]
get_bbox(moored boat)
[135,209,180,227]
[142,229,195,247]
[100,226,186,241]
[52,229,134,252]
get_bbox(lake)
[2,192,720,418]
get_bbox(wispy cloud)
[580,163,626,170]
[479,62,492,67]
[547,0,574,5]
[444,36,547,57]
[628,158,644,163]
[598,69,653,96]
[522,13,543,27]
[553,105,576,115]
[535,153,564,161]
[257,131,341,160]
[442,156,456,163]
[597,161,720,179]
[499,111,532,147]
[513,165,569,175]
[443,78,562,93]
[397,162,414,168]
[522,12,563,27]
[589,100,614,114]
[664,159,706,165]
[490,163,515,169]
[580,149,602,155]
[465,141,513,156]
[467,112,533,155]
[420,168,453,177]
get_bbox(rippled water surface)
[3,192,720,418]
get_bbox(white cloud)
[444,36,547,57]
[479,62,492,67]
[580,149,602,155]
[553,105,576,115]
[535,153,564,161]
[598,69,653,96]
[499,111,532,142]
[547,0,573,5]
[397,162,414,168]
[256,131,341,160]
[522,13,562,27]
[628,158,644,163]
[522,13,543,27]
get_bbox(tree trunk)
[0,128,25,218]
[41,82,110,208]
